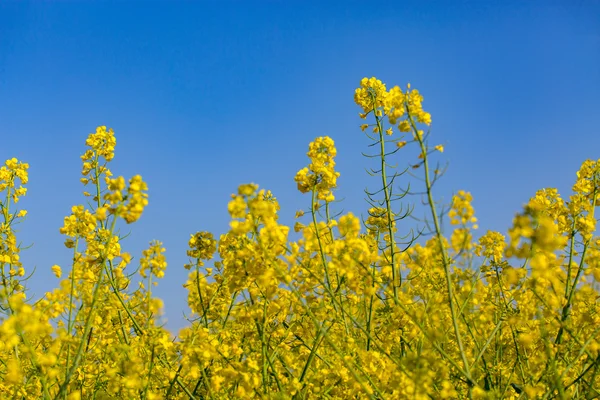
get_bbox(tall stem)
[408,111,473,384]
[370,92,400,302]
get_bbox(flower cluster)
[0,159,29,306]
[0,158,29,203]
[140,240,167,279]
[294,136,340,201]
[355,76,431,131]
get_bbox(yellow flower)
[398,120,411,132]
[51,264,62,278]
[95,206,108,221]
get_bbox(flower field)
[1,77,599,399]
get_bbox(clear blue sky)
[1,1,598,333]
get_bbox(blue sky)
[1,1,598,333]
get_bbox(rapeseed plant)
[0,79,598,399]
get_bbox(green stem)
[55,259,105,399]
[408,109,473,383]
[311,189,333,293]
[556,190,597,345]
[370,92,400,301]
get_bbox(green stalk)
[408,109,473,384]
[55,260,105,399]
[366,231,381,351]
[66,239,80,333]
[556,189,597,345]
[370,91,400,301]
[62,237,80,398]
[311,189,333,293]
